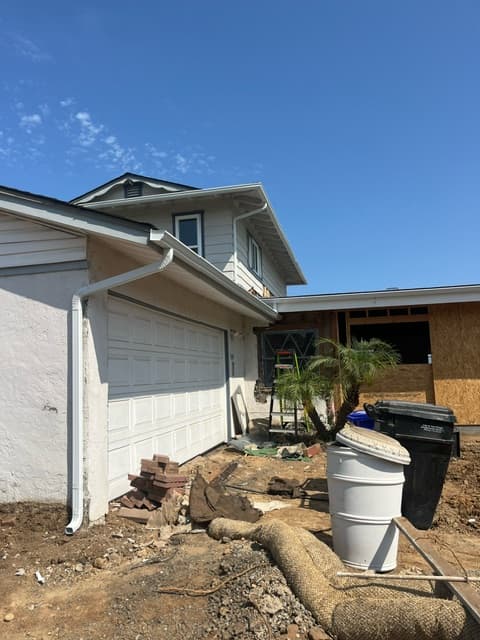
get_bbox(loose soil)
[1,435,479,639]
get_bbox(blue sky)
[1,1,479,294]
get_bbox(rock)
[74,563,84,572]
[0,515,16,527]
[15,568,25,576]
[287,624,300,639]
[111,531,124,538]
[259,594,284,615]
[93,557,108,569]
[4,613,14,622]
[308,627,330,640]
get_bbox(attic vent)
[124,181,143,198]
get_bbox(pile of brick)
[118,455,188,522]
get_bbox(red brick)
[306,443,322,458]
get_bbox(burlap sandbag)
[208,518,478,640]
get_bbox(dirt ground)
[1,434,480,640]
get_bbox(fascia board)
[0,190,152,245]
[86,182,307,286]
[267,285,480,313]
[253,186,307,285]
[80,183,263,208]
[150,230,278,322]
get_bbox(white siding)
[104,200,235,276]
[0,213,86,268]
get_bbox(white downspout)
[65,247,174,535]
[233,203,267,284]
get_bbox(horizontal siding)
[236,221,286,297]
[0,213,86,268]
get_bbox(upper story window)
[173,212,203,255]
[248,234,262,278]
[124,181,143,198]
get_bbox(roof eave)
[150,230,278,323]
[266,285,480,312]
[84,182,307,286]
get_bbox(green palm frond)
[309,337,400,400]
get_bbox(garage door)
[107,297,228,499]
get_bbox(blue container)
[347,410,375,430]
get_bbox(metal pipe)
[65,247,173,535]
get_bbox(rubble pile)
[205,538,321,639]
[118,454,188,523]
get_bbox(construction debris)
[118,455,188,524]
[267,476,302,498]
[189,472,261,525]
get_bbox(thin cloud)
[9,33,52,63]
[74,111,103,147]
[19,113,42,132]
[2,89,221,179]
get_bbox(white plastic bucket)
[327,442,405,571]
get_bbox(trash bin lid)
[336,423,411,465]
[372,400,456,424]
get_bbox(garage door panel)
[107,298,228,499]
[154,395,171,420]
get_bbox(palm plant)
[274,366,332,440]
[309,337,400,433]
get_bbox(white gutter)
[149,230,278,322]
[65,246,174,535]
[232,203,268,284]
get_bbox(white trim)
[266,285,480,313]
[79,183,262,208]
[248,234,262,278]
[77,182,306,285]
[174,212,203,255]
[150,230,278,322]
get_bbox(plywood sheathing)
[429,302,480,425]
[359,363,435,407]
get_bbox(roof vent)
[124,181,143,198]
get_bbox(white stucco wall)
[0,267,88,503]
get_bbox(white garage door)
[107,297,228,499]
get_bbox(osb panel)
[430,302,480,425]
[358,364,435,408]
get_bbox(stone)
[4,613,14,622]
[260,594,284,615]
[74,563,84,572]
[287,623,300,639]
[93,557,108,570]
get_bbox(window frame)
[247,233,262,278]
[172,211,204,256]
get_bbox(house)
[259,286,480,426]
[0,175,305,531]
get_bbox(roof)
[70,172,197,204]
[266,284,480,313]
[72,178,307,286]
[0,184,277,323]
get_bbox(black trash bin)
[364,400,456,530]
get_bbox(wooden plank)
[394,516,480,625]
